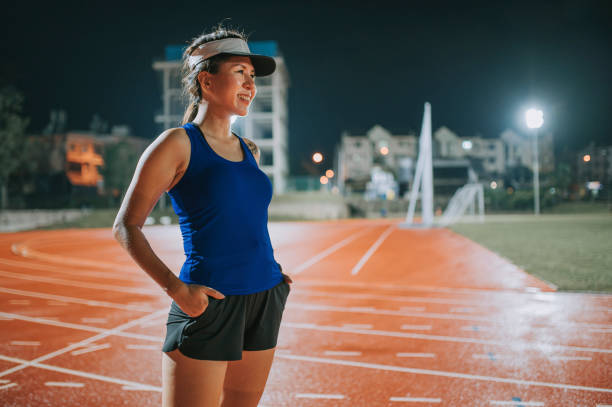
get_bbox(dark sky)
[2,0,611,175]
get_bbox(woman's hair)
[180,24,248,125]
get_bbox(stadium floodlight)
[525,108,544,215]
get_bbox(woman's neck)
[193,104,233,141]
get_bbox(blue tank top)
[166,122,282,295]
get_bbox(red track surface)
[0,219,610,406]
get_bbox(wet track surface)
[0,219,610,406]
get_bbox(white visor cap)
[188,38,276,77]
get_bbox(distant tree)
[101,139,139,206]
[0,86,30,209]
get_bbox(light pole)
[525,108,544,215]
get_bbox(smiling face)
[198,55,257,117]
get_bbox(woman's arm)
[112,128,225,316]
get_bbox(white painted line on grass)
[275,353,612,393]
[282,322,612,354]
[10,341,40,346]
[295,393,345,399]
[323,351,362,356]
[0,286,153,312]
[489,401,544,406]
[0,311,163,343]
[292,226,375,275]
[400,325,432,331]
[390,396,441,402]
[351,224,395,275]
[125,344,159,350]
[45,381,85,387]
[0,382,18,390]
[0,353,161,392]
[71,343,111,356]
[396,353,436,358]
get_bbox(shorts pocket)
[181,297,221,338]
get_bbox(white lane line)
[122,385,158,391]
[548,356,592,361]
[489,402,544,406]
[590,328,612,333]
[0,353,161,392]
[45,381,85,387]
[0,286,153,312]
[276,353,612,393]
[0,316,13,321]
[0,382,18,390]
[0,379,9,383]
[8,299,30,305]
[323,351,362,356]
[81,317,107,324]
[70,343,111,356]
[390,396,441,402]
[462,325,491,332]
[10,341,41,346]
[450,307,476,313]
[292,226,375,275]
[351,224,395,275]
[0,311,163,342]
[348,306,376,312]
[0,309,167,379]
[596,404,612,407]
[473,353,511,361]
[295,393,345,399]
[342,323,373,329]
[10,243,132,271]
[399,306,426,312]
[400,325,432,331]
[125,344,159,350]
[281,322,612,354]
[396,353,436,358]
[0,269,158,295]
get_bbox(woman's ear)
[198,71,212,100]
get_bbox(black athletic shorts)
[162,279,291,361]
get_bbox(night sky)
[2,0,611,175]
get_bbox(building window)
[261,150,274,166]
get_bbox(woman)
[112,26,292,407]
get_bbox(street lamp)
[525,108,544,215]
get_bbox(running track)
[0,219,610,406]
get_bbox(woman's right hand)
[170,281,226,317]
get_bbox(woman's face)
[200,55,257,117]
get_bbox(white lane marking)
[125,344,159,350]
[0,256,140,281]
[323,351,362,356]
[348,306,376,312]
[8,299,30,305]
[351,224,395,275]
[281,322,612,354]
[489,402,544,406]
[462,325,491,331]
[0,316,13,321]
[290,289,612,330]
[295,393,345,399]
[276,353,612,393]
[0,286,153,312]
[548,356,592,361]
[0,379,9,383]
[71,343,111,356]
[396,353,436,358]
[0,309,167,379]
[399,306,426,312]
[342,323,373,329]
[390,396,441,402]
[10,341,40,346]
[0,382,18,390]
[292,226,375,275]
[450,307,476,313]
[0,311,163,342]
[81,317,107,324]
[590,328,612,333]
[401,325,432,331]
[0,353,161,392]
[473,353,511,360]
[45,381,85,387]
[0,269,158,295]
[122,385,158,391]
[596,404,612,407]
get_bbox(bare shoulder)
[242,137,260,159]
[147,127,190,169]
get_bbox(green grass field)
[450,205,612,293]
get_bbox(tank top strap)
[183,122,209,159]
